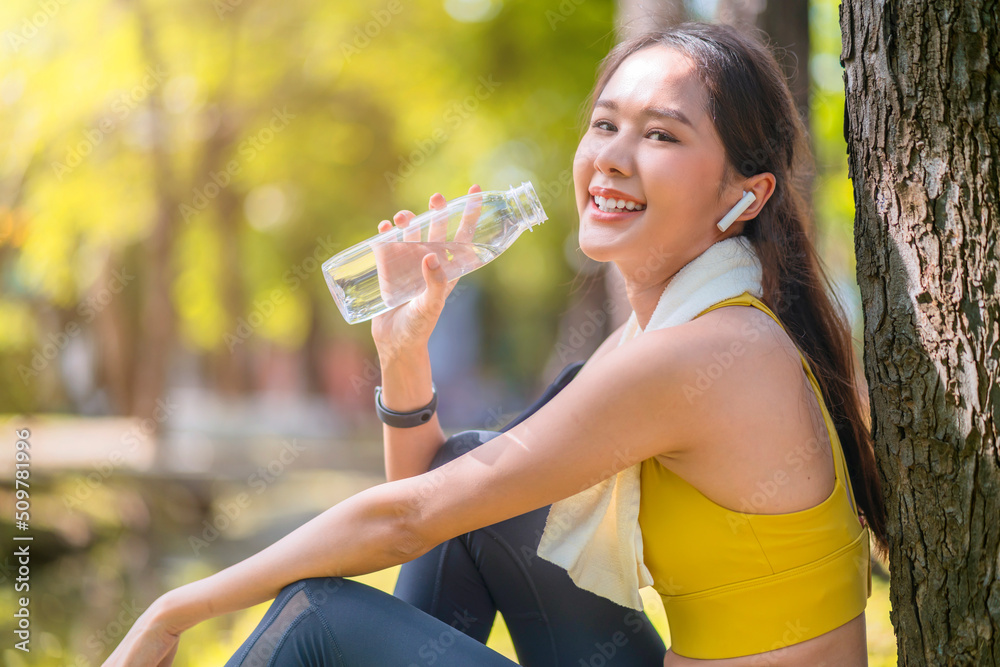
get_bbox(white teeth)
[592,195,646,213]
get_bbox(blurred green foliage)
[1,0,618,413]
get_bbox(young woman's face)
[573,45,735,276]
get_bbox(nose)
[593,134,633,178]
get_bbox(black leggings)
[224,362,667,666]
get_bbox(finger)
[414,251,450,318]
[456,184,482,244]
[428,192,448,244]
[394,210,421,243]
[378,220,392,233]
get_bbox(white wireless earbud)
[716,190,757,232]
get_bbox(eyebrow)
[593,99,694,128]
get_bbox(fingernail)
[427,255,440,270]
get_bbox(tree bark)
[842,1,1000,664]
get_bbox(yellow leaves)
[252,286,310,349]
[173,219,312,351]
[0,299,37,351]
[173,221,228,350]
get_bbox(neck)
[619,236,739,330]
[618,243,702,330]
[624,275,674,331]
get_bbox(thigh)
[392,530,498,644]
[226,577,520,667]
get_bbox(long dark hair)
[585,22,889,561]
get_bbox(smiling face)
[573,45,737,278]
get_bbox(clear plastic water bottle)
[323,181,547,324]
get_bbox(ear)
[736,172,776,221]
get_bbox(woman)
[105,22,888,667]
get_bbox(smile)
[591,195,646,214]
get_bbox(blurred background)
[0,0,893,664]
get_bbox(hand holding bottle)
[323,181,545,326]
[370,185,483,358]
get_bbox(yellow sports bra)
[638,292,872,660]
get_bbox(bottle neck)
[507,181,547,231]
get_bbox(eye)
[591,119,617,132]
[647,129,678,143]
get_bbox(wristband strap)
[374,384,437,428]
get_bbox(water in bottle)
[323,182,547,324]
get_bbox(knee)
[428,430,502,470]
[297,577,354,608]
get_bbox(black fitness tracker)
[374,384,438,428]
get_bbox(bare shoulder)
[674,303,804,387]
[395,303,824,551]
[642,304,840,514]
[638,304,809,454]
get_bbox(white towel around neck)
[535,235,765,610]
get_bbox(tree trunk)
[129,0,180,424]
[716,0,810,131]
[842,1,1000,664]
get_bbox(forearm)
[158,482,422,632]
[378,348,447,482]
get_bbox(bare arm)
[379,348,447,482]
[373,186,483,482]
[157,481,422,631]
[105,321,724,666]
